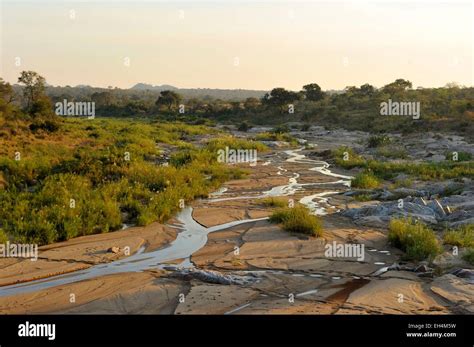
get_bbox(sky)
[1,0,473,90]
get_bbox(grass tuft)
[388,218,441,261]
[351,171,381,189]
[269,206,323,236]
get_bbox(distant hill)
[36,83,268,101]
[130,83,267,100]
[131,83,179,91]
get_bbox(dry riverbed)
[0,129,472,314]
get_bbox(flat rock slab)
[175,283,259,314]
[340,278,449,314]
[430,274,474,313]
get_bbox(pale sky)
[1,0,473,90]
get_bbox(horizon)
[8,79,474,93]
[1,0,473,90]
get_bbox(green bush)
[368,135,391,148]
[462,248,474,265]
[0,229,9,243]
[332,146,365,168]
[269,206,323,236]
[388,218,441,261]
[376,145,407,159]
[237,121,251,132]
[443,224,474,248]
[258,197,287,208]
[353,194,372,202]
[271,124,290,134]
[351,171,380,189]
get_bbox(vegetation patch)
[368,135,391,148]
[269,206,323,237]
[257,197,287,208]
[332,147,474,181]
[462,248,474,265]
[351,171,381,189]
[0,117,253,245]
[388,218,441,261]
[443,224,474,248]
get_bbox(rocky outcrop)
[169,268,259,285]
[430,274,474,313]
[343,188,474,228]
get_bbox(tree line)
[1,71,473,137]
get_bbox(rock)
[451,268,474,284]
[414,264,430,273]
[353,216,387,228]
[296,138,307,145]
[426,199,446,217]
[433,251,466,268]
[107,246,120,254]
[343,201,439,225]
[431,274,474,313]
[388,263,401,271]
[378,190,395,200]
[449,217,474,228]
[413,197,427,206]
[392,188,426,198]
[172,268,259,285]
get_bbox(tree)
[382,79,412,95]
[243,97,260,111]
[91,91,114,107]
[18,71,47,112]
[359,83,376,96]
[155,90,182,111]
[187,98,202,113]
[302,83,324,101]
[262,88,301,112]
[0,78,15,117]
[30,95,54,117]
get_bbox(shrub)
[443,224,474,248]
[367,135,391,148]
[271,124,290,134]
[0,229,8,243]
[258,197,287,208]
[269,206,323,236]
[376,145,407,159]
[351,171,380,189]
[237,121,252,132]
[388,218,441,261]
[462,248,474,265]
[332,146,365,168]
[29,119,60,133]
[353,194,372,202]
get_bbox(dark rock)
[107,246,120,254]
